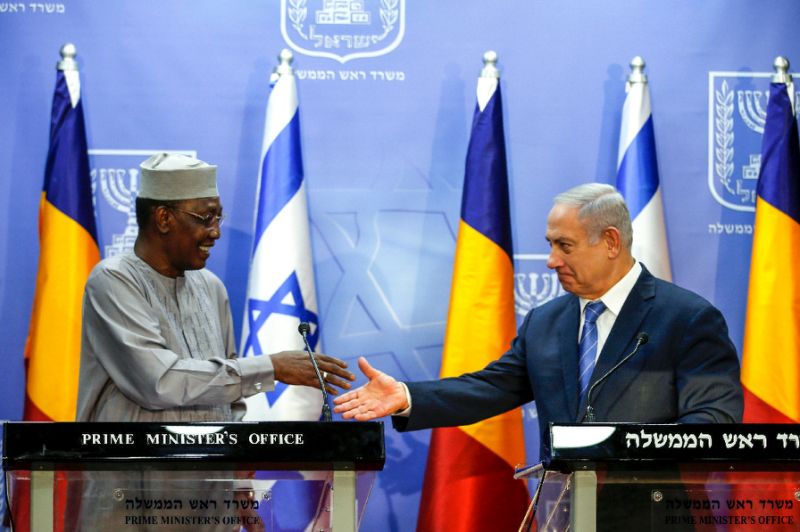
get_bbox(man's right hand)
[332,357,408,420]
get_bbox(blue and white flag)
[240,51,328,531]
[616,59,672,281]
[240,51,323,422]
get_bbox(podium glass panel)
[6,469,377,531]
[520,468,800,531]
[517,424,800,532]
[2,421,384,532]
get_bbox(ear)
[153,206,173,235]
[603,226,622,258]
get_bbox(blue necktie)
[579,301,606,403]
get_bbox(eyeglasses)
[169,206,225,228]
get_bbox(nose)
[209,225,221,240]
[546,249,561,270]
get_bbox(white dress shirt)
[578,261,642,363]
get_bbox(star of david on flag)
[242,271,319,359]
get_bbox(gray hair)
[554,183,633,250]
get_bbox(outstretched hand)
[270,351,355,395]
[332,357,408,420]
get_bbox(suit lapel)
[558,296,581,419]
[578,267,656,417]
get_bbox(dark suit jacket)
[394,266,743,459]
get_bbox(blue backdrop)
[2,2,800,530]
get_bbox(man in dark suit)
[333,183,743,457]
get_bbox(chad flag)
[742,76,800,423]
[729,66,800,532]
[416,53,528,532]
[24,44,100,422]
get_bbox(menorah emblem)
[94,167,139,257]
[513,271,564,317]
[737,90,769,134]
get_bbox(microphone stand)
[298,322,331,421]
[583,333,649,422]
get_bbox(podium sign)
[3,421,385,531]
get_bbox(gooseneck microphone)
[298,322,331,422]
[583,332,649,422]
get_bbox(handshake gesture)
[333,357,409,420]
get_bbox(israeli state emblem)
[281,0,405,63]
[707,71,800,212]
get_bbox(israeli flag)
[240,51,323,422]
[616,59,672,281]
[240,51,329,531]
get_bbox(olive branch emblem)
[714,80,735,195]
[374,0,399,42]
[289,0,307,38]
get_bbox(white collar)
[579,261,642,317]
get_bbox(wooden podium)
[3,421,384,531]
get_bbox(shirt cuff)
[236,355,276,397]
[393,381,412,417]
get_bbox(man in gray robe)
[77,152,353,422]
[74,153,351,530]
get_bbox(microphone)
[298,322,331,422]
[583,332,649,422]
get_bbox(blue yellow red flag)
[742,66,800,424]
[416,52,528,532]
[730,61,800,531]
[24,45,100,422]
